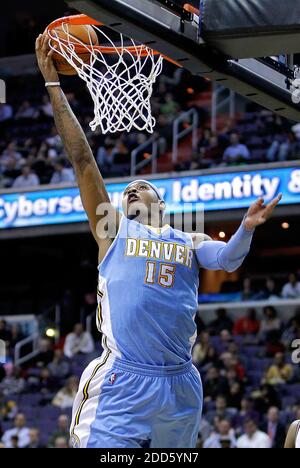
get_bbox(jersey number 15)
[145,261,176,288]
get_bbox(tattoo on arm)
[48,87,94,175]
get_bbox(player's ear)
[159,200,166,212]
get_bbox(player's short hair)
[123,180,164,202]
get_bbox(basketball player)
[35,33,282,448]
[285,420,300,448]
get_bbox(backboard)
[68,0,300,122]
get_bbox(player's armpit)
[190,233,212,248]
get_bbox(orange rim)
[46,14,182,67]
[183,3,200,15]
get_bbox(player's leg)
[71,354,156,448]
[70,351,115,448]
[86,365,161,448]
[151,366,203,448]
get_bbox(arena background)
[0,0,300,449]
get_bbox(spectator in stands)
[203,367,229,402]
[52,376,79,409]
[9,324,25,349]
[203,419,237,449]
[198,128,212,150]
[208,308,233,335]
[282,313,300,346]
[96,142,117,175]
[192,331,211,366]
[48,415,70,448]
[50,159,75,184]
[227,381,244,410]
[266,132,300,162]
[232,398,260,436]
[206,396,236,425]
[48,349,71,382]
[15,100,38,120]
[29,367,58,396]
[159,92,179,122]
[220,352,246,383]
[255,277,281,300]
[241,277,256,301]
[265,330,285,358]
[40,95,54,118]
[251,384,281,414]
[198,136,223,168]
[219,329,234,346]
[0,393,18,421]
[193,344,218,370]
[281,273,300,299]
[31,339,54,368]
[25,428,45,449]
[265,352,293,386]
[63,323,95,359]
[12,164,40,188]
[0,366,26,396]
[0,320,12,345]
[1,413,30,448]
[233,308,260,337]
[45,127,62,151]
[236,419,271,448]
[54,436,69,448]
[223,133,250,165]
[259,306,282,340]
[261,407,286,449]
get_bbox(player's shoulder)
[285,419,300,448]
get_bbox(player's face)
[122,182,163,221]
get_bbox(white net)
[48,20,164,134]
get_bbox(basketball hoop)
[46,14,167,134]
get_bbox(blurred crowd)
[0,320,96,448]
[199,271,300,304]
[1,70,300,191]
[1,288,300,448]
[175,111,300,172]
[194,304,300,448]
[0,68,208,189]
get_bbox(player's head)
[122,180,165,226]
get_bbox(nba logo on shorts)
[109,373,117,385]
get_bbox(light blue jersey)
[97,216,200,366]
[71,212,253,447]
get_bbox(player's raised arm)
[192,194,282,272]
[35,34,120,258]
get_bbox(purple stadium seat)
[248,370,263,387]
[18,393,42,406]
[282,396,297,408]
